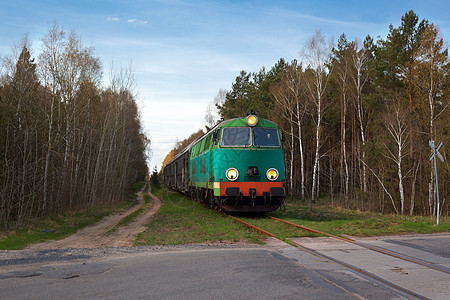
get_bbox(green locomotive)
[163,113,285,213]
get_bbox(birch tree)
[351,40,370,193]
[384,103,409,215]
[270,60,310,201]
[332,34,351,201]
[271,73,295,200]
[301,31,333,204]
[205,88,227,128]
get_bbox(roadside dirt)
[28,185,161,249]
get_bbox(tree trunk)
[311,95,321,205]
[296,102,305,202]
[42,95,56,219]
[289,112,294,201]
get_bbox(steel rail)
[288,240,430,300]
[228,215,429,300]
[268,216,450,274]
[228,215,276,237]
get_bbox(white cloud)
[106,16,121,22]
[127,19,148,25]
[106,17,148,25]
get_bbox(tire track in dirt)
[28,185,161,249]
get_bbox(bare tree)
[205,88,227,128]
[351,41,370,193]
[271,65,296,200]
[0,37,46,227]
[301,30,333,204]
[271,60,308,201]
[384,102,409,215]
[332,34,351,201]
[0,23,149,231]
[39,22,102,212]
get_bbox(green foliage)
[132,182,147,194]
[150,166,159,188]
[217,59,286,119]
[214,10,449,216]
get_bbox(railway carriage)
[163,113,285,213]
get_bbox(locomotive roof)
[219,117,278,128]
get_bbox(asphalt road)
[0,234,448,299]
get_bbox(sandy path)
[28,185,161,249]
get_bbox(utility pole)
[429,140,444,225]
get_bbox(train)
[163,113,286,213]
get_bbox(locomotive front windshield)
[221,127,251,146]
[221,127,280,147]
[253,128,280,147]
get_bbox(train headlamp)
[246,115,258,127]
[226,168,239,181]
[266,168,279,181]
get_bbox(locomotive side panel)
[189,133,214,190]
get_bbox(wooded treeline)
[0,23,149,232]
[207,10,449,215]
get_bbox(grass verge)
[134,184,266,246]
[0,208,115,250]
[0,181,148,250]
[137,184,448,246]
[106,182,151,234]
[106,208,145,234]
[240,204,450,239]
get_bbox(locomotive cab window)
[221,127,251,147]
[191,143,199,158]
[253,128,280,147]
[200,138,206,153]
[204,134,212,152]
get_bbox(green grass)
[107,208,145,234]
[132,181,147,194]
[0,181,149,250]
[107,182,151,233]
[134,185,266,246]
[137,185,449,246]
[0,208,116,250]
[3,181,447,250]
[143,193,152,204]
[239,204,450,239]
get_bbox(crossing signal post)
[429,140,444,225]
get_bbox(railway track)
[229,215,448,300]
[268,216,450,275]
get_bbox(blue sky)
[1,0,449,170]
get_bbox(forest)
[0,23,150,232]
[166,10,449,216]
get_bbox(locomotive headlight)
[246,115,258,127]
[226,168,239,181]
[266,168,279,181]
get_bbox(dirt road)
[28,185,161,249]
